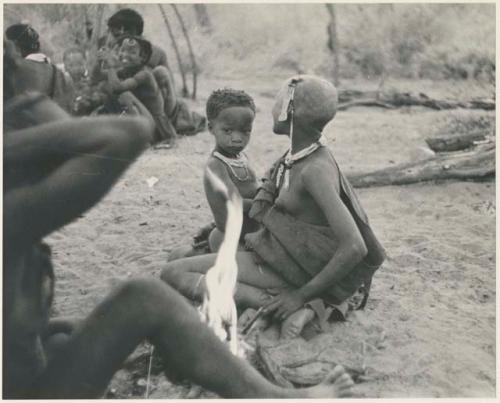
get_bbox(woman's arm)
[264,160,367,320]
[297,162,367,301]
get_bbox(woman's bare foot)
[280,307,315,339]
[301,365,354,398]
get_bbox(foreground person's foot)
[302,365,354,398]
[280,307,315,339]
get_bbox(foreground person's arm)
[4,115,153,246]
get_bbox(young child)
[168,89,260,260]
[104,34,177,147]
[161,75,385,339]
[63,48,89,88]
[62,47,98,116]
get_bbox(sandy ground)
[46,77,495,398]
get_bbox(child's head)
[63,48,87,81]
[116,35,152,69]
[108,8,144,38]
[206,89,256,156]
[272,75,338,135]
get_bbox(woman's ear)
[207,121,213,133]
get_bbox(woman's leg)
[32,278,353,399]
[161,252,291,309]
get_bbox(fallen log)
[338,99,395,111]
[337,89,495,111]
[425,130,489,152]
[347,143,495,188]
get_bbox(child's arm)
[107,67,150,94]
[203,158,240,233]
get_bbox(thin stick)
[158,4,189,97]
[145,345,155,398]
[171,4,198,100]
[241,306,266,335]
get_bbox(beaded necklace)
[212,150,250,182]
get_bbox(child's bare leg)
[161,252,288,308]
[117,91,155,128]
[208,227,224,252]
[153,66,177,117]
[33,278,353,399]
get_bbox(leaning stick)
[171,4,198,100]
[87,4,105,73]
[158,4,189,97]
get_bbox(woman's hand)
[263,289,306,321]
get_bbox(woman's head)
[272,75,338,135]
[5,24,41,58]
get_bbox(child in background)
[168,89,260,260]
[63,48,89,89]
[104,34,177,147]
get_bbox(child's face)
[118,40,144,69]
[64,53,86,81]
[209,106,254,156]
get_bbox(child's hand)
[105,52,120,69]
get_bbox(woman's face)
[272,84,292,135]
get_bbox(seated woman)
[3,69,353,398]
[161,75,385,339]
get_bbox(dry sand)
[46,77,495,398]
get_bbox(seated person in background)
[5,23,51,63]
[103,35,177,147]
[62,47,96,115]
[63,47,89,89]
[4,35,74,113]
[3,88,354,399]
[169,89,260,261]
[161,75,385,340]
[92,7,205,136]
[99,8,169,69]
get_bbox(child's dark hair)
[206,89,256,121]
[63,47,86,62]
[108,8,144,35]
